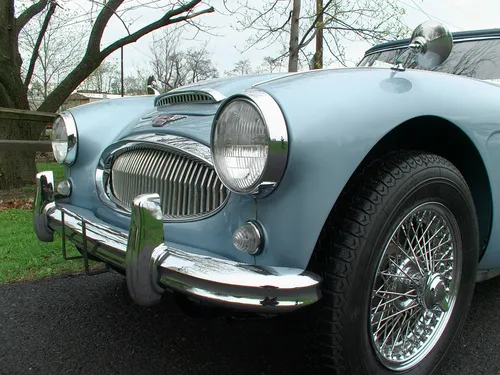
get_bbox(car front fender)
[251,68,500,269]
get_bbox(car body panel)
[165,72,288,98]
[252,67,500,269]
[66,96,259,264]
[65,65,500,271]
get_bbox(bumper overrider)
[33,171,322,312]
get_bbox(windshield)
[358,38,500,83]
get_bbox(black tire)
[307,151,479,375]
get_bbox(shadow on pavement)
[1,271,500,374]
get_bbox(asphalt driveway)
[1,271,500,375]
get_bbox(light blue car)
[34,21,500,374]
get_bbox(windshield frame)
[358,29,500,70]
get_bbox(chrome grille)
[109,148,228,219]
[155,93,215,107]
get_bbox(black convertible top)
[364,28,500,56]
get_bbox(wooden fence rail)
[0,107,56,153]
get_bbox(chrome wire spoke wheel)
[370,202,462,371]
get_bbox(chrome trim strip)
[122,134,213,165]
[53,111,78,165]
[252,72,299,87]
[211,88,289,197]
[198,88,227,102]
[362,35,500,59]
[96,134,230,222]
[34,173,322,313]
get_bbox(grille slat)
[193,167,204,215]
[110,148,227,219]
[187,164,199,215]
[160,152,175,215]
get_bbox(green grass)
[1,162,65,201]
[0,209,84,283]
[0,162,85,283]
[37,162,66,182]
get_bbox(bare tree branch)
[39,0,215,112]
[86,0,124,55]
[15,0,49,34]
[100,0,131,35]
[296,0,335,50]
[226,0,409,70]
[24,0,56,88]
[100,5,214,58]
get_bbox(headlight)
[51,111,78,165]
[211,89,289,195]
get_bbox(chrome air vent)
[96,134,229,221]
[154,89,226,107]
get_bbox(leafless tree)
[223,0,409,71]
[224,59,253,76]
[0,0,215,189]
[149,27,182,91]
[257,56,284,73]
[123,63,151,95]
[79,60,121,94]
[19,6,88,99]
[184,43,219,82]
[149,28,218,90]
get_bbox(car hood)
[118,72,290,145]
[112,68,401,146]
[165,72,288,98]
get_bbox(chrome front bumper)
[33,171,322,312]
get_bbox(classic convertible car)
[34,21,500,374]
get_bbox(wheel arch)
[351,115,492,259]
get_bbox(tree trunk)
[0,1,40,189]
[0,0,213,189]
[312,0,323,69]
[288,0,301,72]
[0,96,41,189]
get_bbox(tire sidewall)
[345,165,478,374]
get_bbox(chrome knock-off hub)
[419,273,449,312]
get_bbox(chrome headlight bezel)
[51,111,78,165]
[210,88,289,197]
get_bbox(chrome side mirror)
[392,20,453,71]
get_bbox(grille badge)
[152,114,188,127]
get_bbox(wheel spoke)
[375,290,417,298]
[433,247,453,272]
[401,225,425,275]
[415,216,436,270]
[373,304,419,329]
[372,289,417,314]
[390,311,408,355]
[388,258,419,286]
[391,239,424,276]
[381,314,403,348]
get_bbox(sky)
[64,0,500,77]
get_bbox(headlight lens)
[212,99,269,193]
[211,89,289,196]
[51,116,68,163]
[51,112,78,165]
